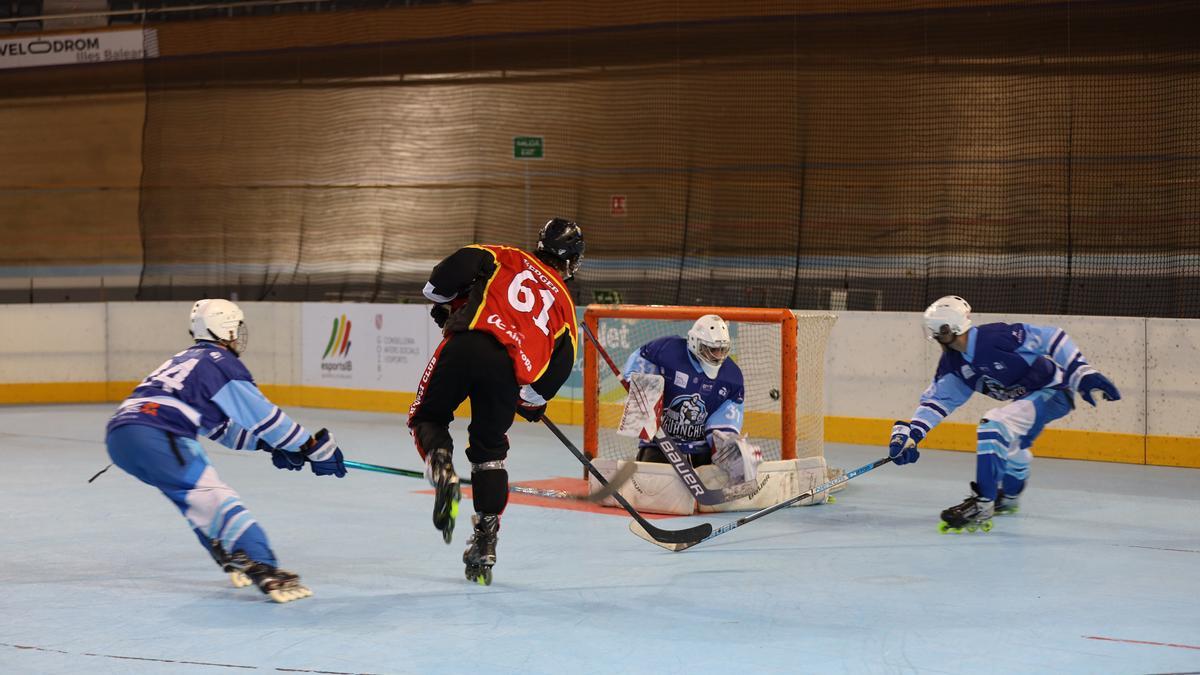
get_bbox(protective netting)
[135,1,1200,317]
[586,309,836,462]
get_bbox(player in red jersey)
[408,218,584,584]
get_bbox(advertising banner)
[301,303,439,391]
[0,28,157,70]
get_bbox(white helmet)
[923,295,972,342]
[190,299,248,354]
[687,314,731,379]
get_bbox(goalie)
[619,314,760,486]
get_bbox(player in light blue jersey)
[622,315,747,469]
[105,299,347,602]
[888,296,1121,533]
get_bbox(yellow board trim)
[2,383,1196,468]
[824,416,1153,466]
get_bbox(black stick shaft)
[540,416,712,544]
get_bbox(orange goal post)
[583,305,837,463]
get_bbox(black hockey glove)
[516,400,546,423]
[430,303,451,329]
[301,428,347,477]
[515,385,547,423]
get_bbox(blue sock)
[231,522,277,567]
[975,454,1003,500]
[1002,473,1026,498]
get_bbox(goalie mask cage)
[584,305,837,463]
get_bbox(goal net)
[583,305,837,463]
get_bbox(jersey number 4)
[141,358,200,393]
[507,270,556,336]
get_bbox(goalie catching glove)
[710,429,763,486]
[261,428,347,477]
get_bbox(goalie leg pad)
[697,457,830,513]
[589,459,696,516]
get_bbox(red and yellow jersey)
[463,245,577,385]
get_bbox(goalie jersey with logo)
[622,336,745,446]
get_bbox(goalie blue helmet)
[536,217,586,281]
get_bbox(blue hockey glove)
[258,439,305,471]
[301,428,347,477]
[1079,371,1121,407]
[888,421,921,466]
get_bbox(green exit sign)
[513,136,544,159]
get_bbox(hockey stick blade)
[540,416,712,545]
[580,321,740,506]
[629,456,894,552]
[341,458,636,503]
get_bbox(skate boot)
[425,447,460,544]
[938,483,995,534]
[207,540,253,589]
[463,514,499,586]
[995,487,1020,515]
[224,552,312,603]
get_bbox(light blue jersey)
[910,322,1094,438]
[107,342,309,453]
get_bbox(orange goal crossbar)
[583,304,799,460]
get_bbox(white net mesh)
[590,309,837,462]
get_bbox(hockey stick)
[630,456,893,551]
[579,320,752,506]
[539,416,713,545]
[343,458,637,504]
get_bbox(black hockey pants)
[408,330,519,466]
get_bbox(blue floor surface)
[2,405,1198,674]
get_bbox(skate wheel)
[228,571,252,589]
[826,495,836,504]
[966,524,977,533]
[267,585,312,603]
[465,566,492,586]
[980,520,993,532]
[938,521,953,533]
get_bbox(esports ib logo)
[323,314,352,359]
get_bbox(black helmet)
[536,217,585,280]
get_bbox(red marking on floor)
[1084,636,1200,651]
[416,477,682,519]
